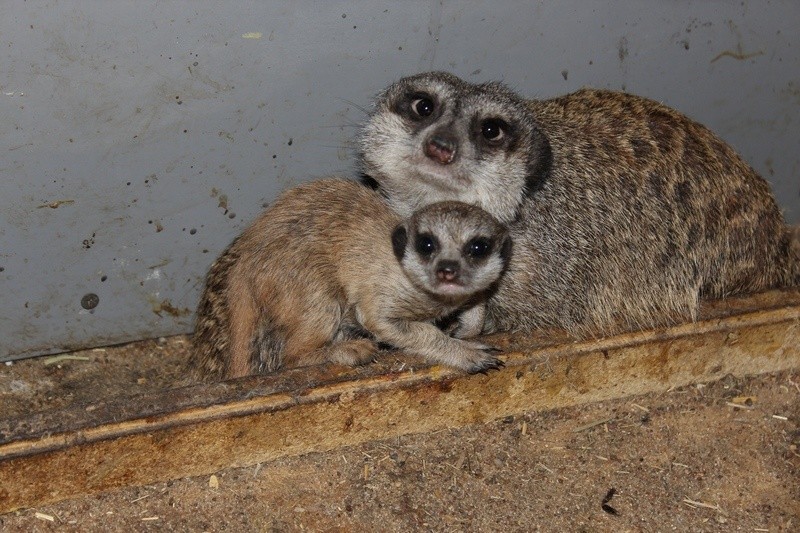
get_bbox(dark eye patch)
[411,96,435,117]
[464,237,492,259]
[415,233,438,258]
[394,91,439,122]
[480,118,511,144]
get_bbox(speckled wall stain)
[0,1,798,361]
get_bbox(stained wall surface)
[1,1,798,361]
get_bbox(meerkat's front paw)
[450,340,505,374]
[469,355,505,374]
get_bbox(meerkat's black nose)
[436,260,460,282]
[424,134,457,165]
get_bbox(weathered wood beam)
[1,289,798,513]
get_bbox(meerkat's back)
[191,179,400,379]
[490,88,794,333]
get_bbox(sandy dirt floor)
[1,337,192,420]
[1,334,798,532]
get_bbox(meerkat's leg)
[367,317,503,373]
[326,312,380,366]
[324,338,380,366]
[278,310,380,369]
[450,303,486,339]
[225,290,260,380]
[293,339,379,368]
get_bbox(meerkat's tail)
[190,246,240,381]
[789,224,800,285]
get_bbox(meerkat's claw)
[468,356,504,374]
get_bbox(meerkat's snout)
[424,132,457,165]
[435,259,460,282]
[412,231,467,289]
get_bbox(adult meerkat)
[361,71,799,336]
[191,178,510,380]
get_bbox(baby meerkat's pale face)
[392,201,511,300]
[361,71,552,224]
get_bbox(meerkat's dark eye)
[465,237,492,259]
[481,119,507,143]
[415,233,438,258]
[411,96,435,118]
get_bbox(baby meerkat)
[361,71,799,336]
[190,178,510,380]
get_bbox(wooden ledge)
[1,289,798,513]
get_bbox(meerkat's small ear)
[500,235,513,263]
[391,225,408,260]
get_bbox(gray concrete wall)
[2,1,798,361]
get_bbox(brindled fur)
[360,71,798,337]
